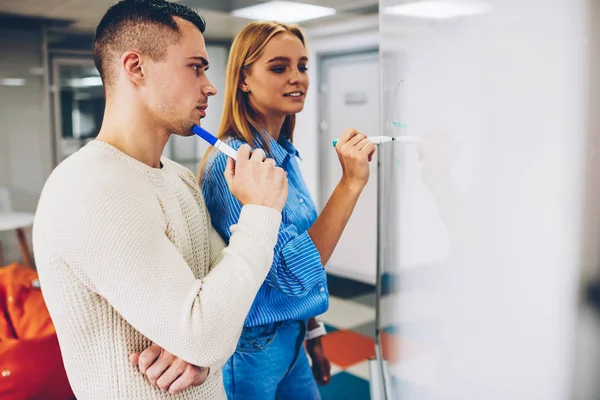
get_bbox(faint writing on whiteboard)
[393,121,407,166]
[394,80,404,98]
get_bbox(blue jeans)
[222,320,321,400]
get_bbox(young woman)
[199,21,375,399]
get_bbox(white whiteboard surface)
[380,1,590,399]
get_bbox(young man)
[32,0,288,398]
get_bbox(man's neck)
[97,105,170,169]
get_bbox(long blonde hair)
[198,21,306,181]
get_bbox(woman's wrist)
[308,318,320,330]
[305,320,327,341]
[338,177,365,195]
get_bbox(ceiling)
[0,0,378,40]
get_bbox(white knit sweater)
[32,140,281,399]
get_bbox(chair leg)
[16,228,34,269]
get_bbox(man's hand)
[129,344,209,394]
[306,338,331,386]
[225,144,288,212]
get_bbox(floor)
[315,274,401,400]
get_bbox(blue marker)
[192,125,238,160]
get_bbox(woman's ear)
[239,71,250,92]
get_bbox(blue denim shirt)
[201,135,329,326]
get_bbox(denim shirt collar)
[252,132,301,166]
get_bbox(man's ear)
[121,51,145,85]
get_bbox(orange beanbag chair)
[0,262,74,400]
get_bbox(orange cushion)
[0,263,73,400]
[0,263,55,340]
[0,335,74,400]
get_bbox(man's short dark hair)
[93,0,206,91]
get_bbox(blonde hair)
[198,21,306,181]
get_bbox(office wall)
[0,24,51,264]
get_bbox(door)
[51,58,105,164]
[319,51,379,284]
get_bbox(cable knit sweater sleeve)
[34,155,281,369]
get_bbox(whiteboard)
[379,1,589,399]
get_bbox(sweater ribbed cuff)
[238,205,282,241]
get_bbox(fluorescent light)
[0,78,26,87]
[385,1,491,19]
[79,77,102,87]
[70,76,103,88]
[232,1,336,23]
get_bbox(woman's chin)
[282,105,305,115]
